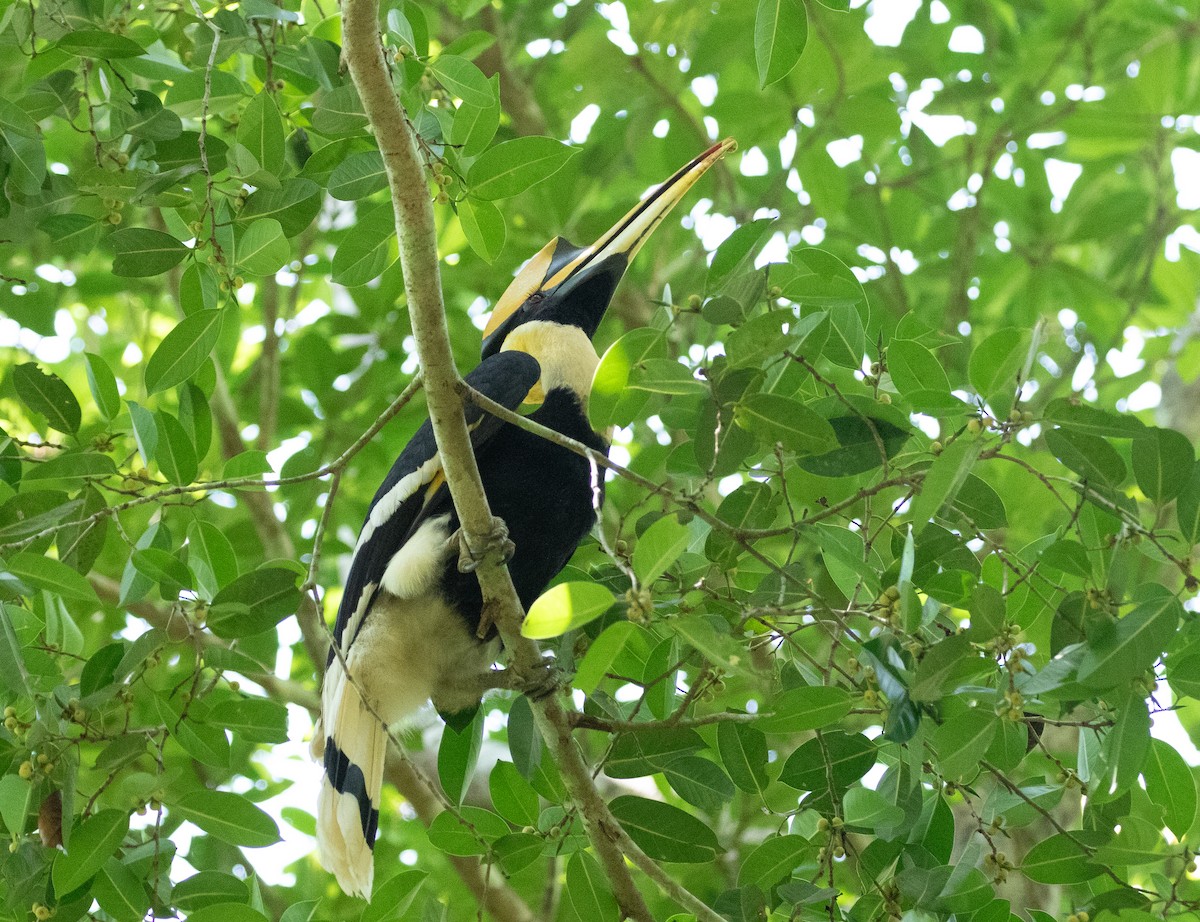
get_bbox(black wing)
[327,351,542,665]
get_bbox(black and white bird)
[313,139,736,898]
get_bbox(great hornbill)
[313,138,736,898]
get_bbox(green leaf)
[1021,832,1104,884]
[312,85,368,137]
[662,757,735,812]
[156,695,230,767]
[488,761,539,828]
[185,906,269,922]
[1078,592,1180,689]
[108,228,189,277]
[169,790,281,847]
[0,775,30,836]
[145,309,225,394]
[756,686,852,733]
[220,697,289,743]
[609,796,720,863]
[589,328,665,430]
[7,552,100,605]
[155,411,198,485]
[606,728,706,779]
[188,520,238,599]
[887,340,950,399]
[1045,427,1126,486]
[632,515,690,584]
[777,729,873,797]
[521,582,615,639]
[1176,460,1200,544]
[754,0,808,88]
[240,179,322,237]
[459,197,505,264]
[360,870,426,922]
[575,621,637,696]
[933,710,996,781]
[84,353,121,419]
[1040,539,1092,579]
[468,137,578,201]
[430,55,493,106]
[450,78,500,158]
[910,634,988,702]
[706,218,775,295]
[208,567,301,638]
[13,363,81,434]
[237,92,285,177]
[328,150,388,201]
[738,834,811,890]
[1097,690,1149,798]
[843,786,906,829]
[717,720,768,796]
[223,450,272,478]
[1042,399,1146,438]
[131,548,193,595]
[733,393,838,455]
[23,451,116,487]
[438,706,483,805]
[1142,737,1197,838]
[172,872,251,912]
[332,202,396,286]
[566,852,619,922]
[969,328,1029,416]
[93,858,149,922]
[426,807,509,856]
[1132,427,1194,504]
[52,809,130,893]
[910,435,982,533]
[127,401,158,467]
[237,219,290,276]
[57,30,146,58]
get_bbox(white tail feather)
[315,658,382,899]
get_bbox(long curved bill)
[481,138,737,356]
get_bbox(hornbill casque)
[313,138,736,898]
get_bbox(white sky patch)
[756,231,790,268]
[268,433,311,477]
[1123,380,1162,412]
[739,146,769,176]
[525,38,552,58]
[1172,148,1200,210]
[570,103,601,144]
[826,135,864,167]
[779,129,797,169]
[652,118,670,138]
[1106,326,1146,378]
[929,0,950,23]
[691,74,718,107]
[948,25,984,53]
[718,473,743,496]
[1045,158,1083,210]
[598,1,637,54]
[863,0,921,47]
[904,79,977,146]
[1027,131,1067,149]
[1167,224,1200,261]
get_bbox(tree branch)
[340,5,713,919]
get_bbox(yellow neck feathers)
[499,321,599,407]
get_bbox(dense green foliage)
[2,0,1200,920]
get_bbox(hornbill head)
[480,138,737,360]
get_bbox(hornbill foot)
[482,661,561,701]
[453,517,515,574]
